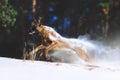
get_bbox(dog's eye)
[31,27,36,30]
[28,27,35,32]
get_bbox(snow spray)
[49,34,120,66]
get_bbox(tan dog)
[29,18,90,61]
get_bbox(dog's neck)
[37,25,62,41]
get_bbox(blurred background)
[0,0,120,59]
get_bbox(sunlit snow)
[0,57,120,80]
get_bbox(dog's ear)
[32,17,42,27]
[38,17,42,26]
[32,17,38,27]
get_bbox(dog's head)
[29,17,43,35]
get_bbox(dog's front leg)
[45,41,58,60]
[30,44,44,60]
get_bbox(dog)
[29,18,90,61]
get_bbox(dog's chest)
[42,37,52,46]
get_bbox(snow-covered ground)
[0,57,120,80]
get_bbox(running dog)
[29,18,90,61]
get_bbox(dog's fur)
[29,18,90,61]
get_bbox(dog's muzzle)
[28,27,37,35]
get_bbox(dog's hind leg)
[74,47,90,61]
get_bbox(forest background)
[0,0,119,59]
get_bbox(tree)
[0,0,17,29]
[98,0,112,37]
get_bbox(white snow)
[0,57,120,80]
